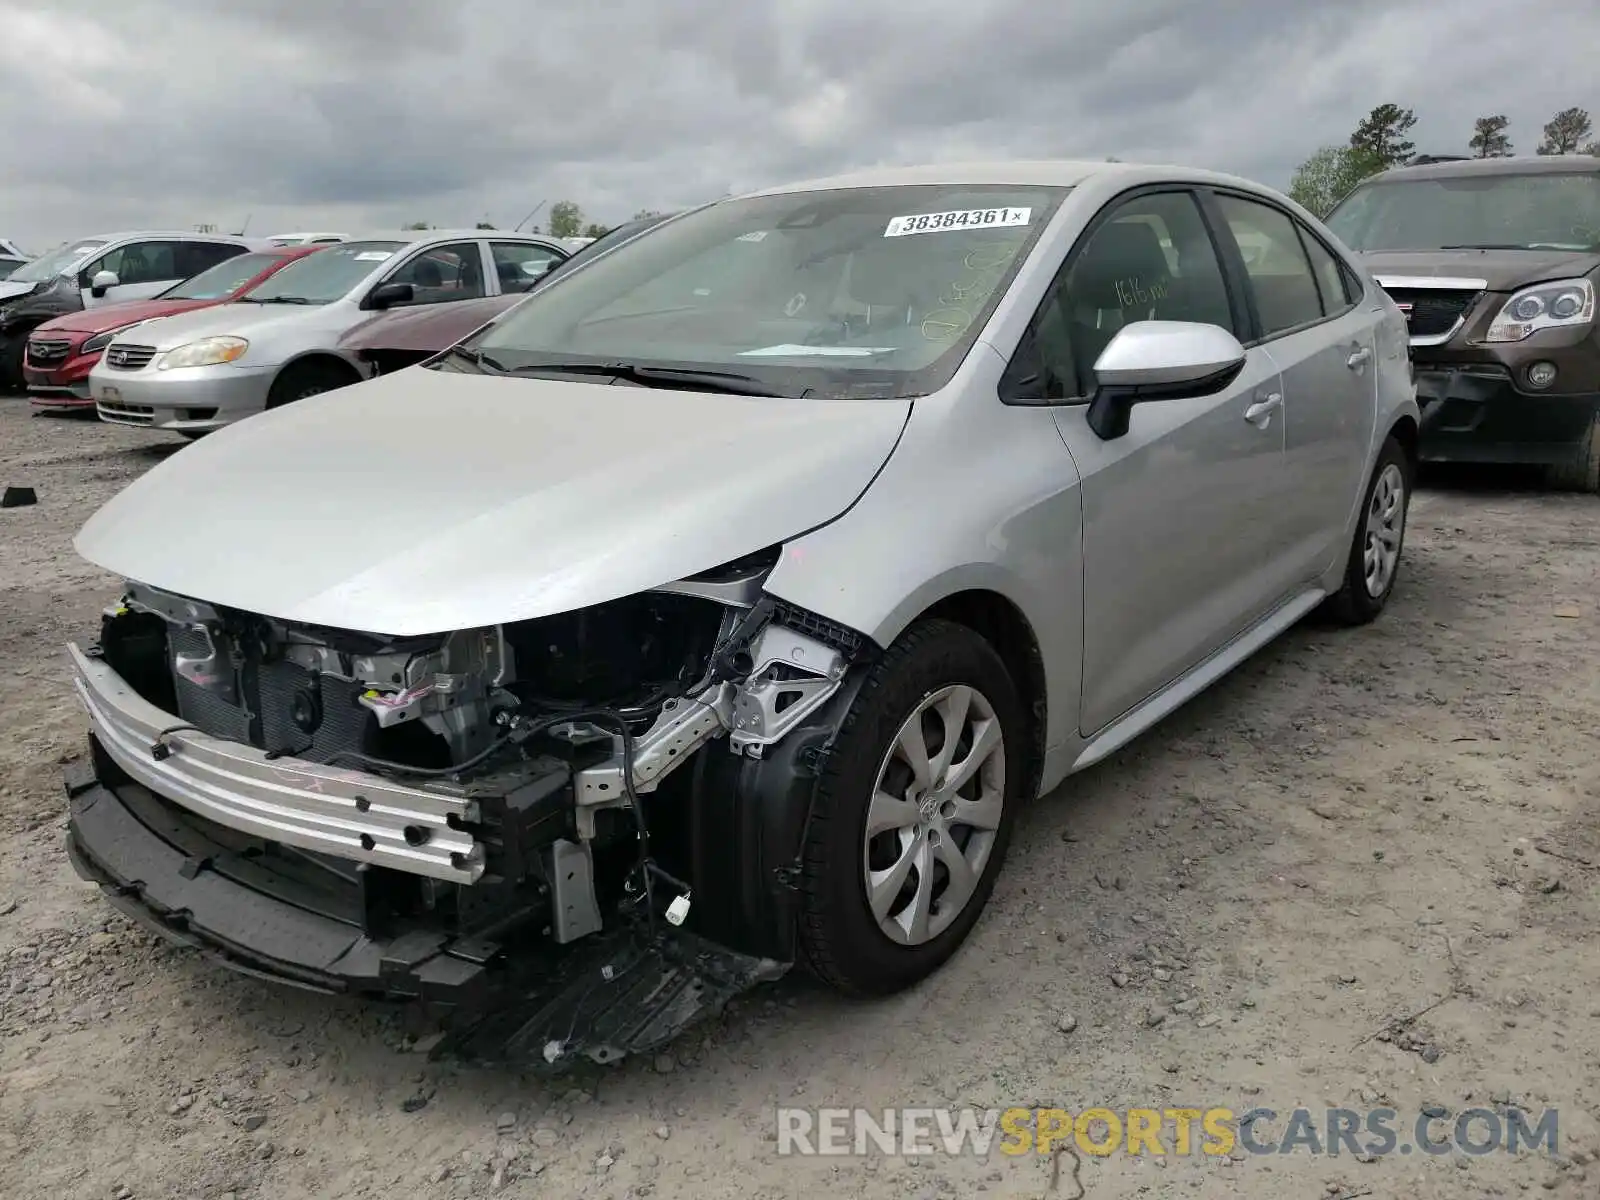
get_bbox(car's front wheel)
[797,618,1025,995]
[1545,413,1600,493]
[266,361,355,410]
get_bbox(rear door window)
[1214,195,1325,337]
[490,241,566,293]
[384,242,486,305]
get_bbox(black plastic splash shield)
[441,921,785,1070]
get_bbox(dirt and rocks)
[1,395,1597,1199]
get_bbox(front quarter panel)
[762,347,1085,758]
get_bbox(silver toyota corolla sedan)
[64,161,1417,1063]
[88,230,569,436]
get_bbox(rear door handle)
[1244,392,1282,425]
[1347,347,1372,369]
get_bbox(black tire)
[266,360,355,410]
[1324,434,1411,626]
[0,334,25,393]
[797,618,1027,995]
[1544,414,1600,493]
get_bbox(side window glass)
[1339,259,1366,306]
[84,243,176,287]
[1055,191,1234,395]
[491,242,565,293]
[1298,228,1353,317]
[125,241,183,285]
[1215,195,1324,336]
[178,242,245,278]
[384,242,486,305]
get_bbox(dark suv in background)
[1326,156,1600,489]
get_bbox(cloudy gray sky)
[3,0,1598,251]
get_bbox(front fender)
[763,354,1084,757]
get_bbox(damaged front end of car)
[64,547,874,1068]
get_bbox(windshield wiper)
[431,345,510,374]
[1438,243,1537,251]
[510,361,786,396]
[244,296,315,305]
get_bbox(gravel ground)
[2,395,1598,1199]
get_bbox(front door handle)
[1244,392,1282,426]
[1347,346,1372,370]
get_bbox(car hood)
[0,279,41,304]
[36,298,217,337]
[1359,248,1600,291]
[75,368,912,635]
[340,295,521,354]
[118,300,337,350]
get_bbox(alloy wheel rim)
[862,684,1006,946]
[1363,463,1406,598]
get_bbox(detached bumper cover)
[1415,365,1600,465]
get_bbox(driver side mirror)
[367,281,415,310]
[90,269,120,298]
[1085,321,1247,441]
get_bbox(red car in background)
[24,246,324,409]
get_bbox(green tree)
[548,201,584,238]
[1469,114,1512,158]
[1349,103,1417,169]
[1538,107,1593,155]
[403,221,432,230]
[633,208,665,221]
[474,221,496,229]
[1288,145,1383,218]
[581,222,609,238]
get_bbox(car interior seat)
[1067,221,1176,370]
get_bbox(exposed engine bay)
[71,548,872,1063]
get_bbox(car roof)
[1374,155,1600,182]
[341,229,568,246]
[71,230,255,243]
[739,159,1271,198]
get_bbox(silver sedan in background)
[89,230,569,436]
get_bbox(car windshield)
[159,252,285,301]
[1327,171,1600,252]
[467,184,1069,398]
[0,260,20,280]
[9,239,107,284]
[242,240,404,303]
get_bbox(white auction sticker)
[884,207,1031,237]
[353,251,394,261]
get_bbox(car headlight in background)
[155,336,249,370]
[82,323,147,354]
[1485,278,1595,343]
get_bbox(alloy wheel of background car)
[1324,433,1412,626]
[863,683,1006,947]
[1363,462,1406,599]
[797,618,1025,995]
